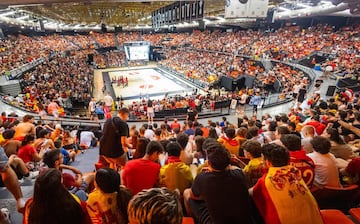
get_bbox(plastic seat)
[312,185,360,211]
[320,210,354,224]
[349,208,360,223]
[182,217,195,224]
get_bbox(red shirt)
[18,145,36,163]
[170,122,181,130]
[122,159,161,195]
[289,149,315,188]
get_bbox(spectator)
[100,107,130,170]
[323,128,355,160]
[1,129,21,157]
[251,144,323,224]
[122,141,164,195]
[87,168,132,224]
[24,169,86,224]
[301,125,316,153]
[242,140,264,188]
[218,127,241,156]
[80,129,96,149]
[177,133,194,165]
[13,115,35,141]
[18,134,45,171]
[171,118,181,130]
[280,134,315,188]
[184,143,253,224]
[308,136,341,188]
[160,142,193,194]
[128,188,183,224]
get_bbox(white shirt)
[104,95,113,107]
[307,151,341,188]
[240,94,248,104]
[80,131,95,148]
[144,129,155,140]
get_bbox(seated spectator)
[18,134,45,171]
[251,144,323,224]
[54,140,75,164]
[128,188,183,224]
[160,142,193,194]
[87,168,132,224]
[34,129,55,151]
[24,169,86,224]
[280,134,315,188]
[301,125,316,153]
[133,137,150,159]
[184,142,253,224]
[144,125,155,140]
[194,135,206,164]
[42,149,94,201]
[308,136,341,188]
[122,141,164,194]
[1,129,21,157]
[242,140,265,187]
[80,129,97,149]
[218,128,241,156]
[270,126,290,147]
[177,133,194,165]
[13,115,35,141]
[323,128,356,160]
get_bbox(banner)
[225,0,269,18]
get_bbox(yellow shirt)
[159,162,193,194]
[243,157,263,173]
[87,190,125,224]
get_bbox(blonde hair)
[128,188,183,224]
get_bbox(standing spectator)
[147,99,154,125]
[184,143,254,224]
[100,108,131,170]
[88,97,97,121]
[122,141,164,195]
[186,108,198,122]
[251,144,323,224]
[250,91,262,116]
[308,136,341,188]
[103,92,113,112]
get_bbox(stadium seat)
[320,210,354,224]
[182,217,195,224]
[312,185,360,211]
[349,208,360,223]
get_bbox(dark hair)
[268,121,277,132]
[95,168,133,223]
[262,144,290,167]
[248,127,259,138]
[176,133,189,149]
[242,140,262,158]
[208,128,218,139]
[119,107,130,115]
[225,128,236,139]
[207,144,230,171]
[23,114,34,122]
[276,126,291,135]
[280,134,301,151]
[146,141,164,155]
[194,128,203,137]
[29,169,84,224]
[54,140,62,149]
[22,134,35,146]
[166,142,182,157]
[310,136,331,154]
[134,137,150,159]
[2,129,15,140]
[187,121,193,128]
[154,128,162,137]
[195,136,205,153]
[326,128,345,145]
[42,149,61,168]
[287,121,296,131]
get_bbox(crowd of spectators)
[2,83,359,223]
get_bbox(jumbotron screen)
[124,41,150,61]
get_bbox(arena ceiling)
[0,0,358,30]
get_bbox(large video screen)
[124,41,150,61]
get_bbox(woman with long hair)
[323,128,355,160]
[87,168,132,224]
[24,168,85,224]
[207,128,218,140]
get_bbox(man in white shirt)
[104,92,113,112]
[144,125,155,140]
[88,97,97,120]
[308,136,341,188]
[80,130,96,149]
